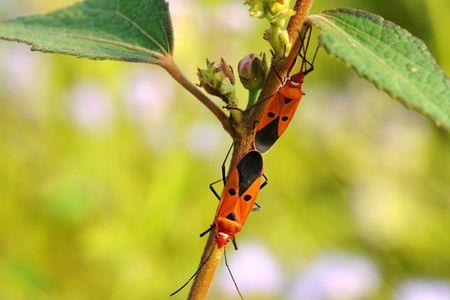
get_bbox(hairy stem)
[158,56,232,135]
[186,1,315,299]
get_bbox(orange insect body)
[170,149,266,297]
[255,71,305,153]
[213,150,264,248]
[255,26,318,153]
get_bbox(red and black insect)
[204,147,267,249]
[254,27,318,153]
[171,146,267,298]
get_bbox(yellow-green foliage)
[0,1,449,299]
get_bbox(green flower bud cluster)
[245,0,295,57]
[197,58,236,104]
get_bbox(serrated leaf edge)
[0,0,174,63]
[307,9,450,131]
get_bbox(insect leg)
[297,25,313,73]
[199,224,216,238]
[209,178,223,200]
[223,105,245,112]
[297,26,319,76]
[222,142,234,184]
[302,45,319,76]
[272,64,284,84]
[231,237,238,251]
[224,248,245,300]
[260,173,269,190]
[251,203,262,212]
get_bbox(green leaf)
[0,0,173,64]
[308,8,450,131]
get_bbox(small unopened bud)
[245,0,266,18]
[238,53,268,91]
[245,0,295,57]
[197,58,236,103]
[279,29,291,55]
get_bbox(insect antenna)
[300,26,313,74]
[170,245,215,297]
[287,25,312,75]
[224,248,245,300]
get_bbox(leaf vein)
[314,15,432,107]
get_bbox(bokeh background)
[1,0,449,299]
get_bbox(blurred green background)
[0,0,449,299]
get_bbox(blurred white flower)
[218,242,283,296]
[167,0,195,20]
[70,82,114,132]
[185,121,225,160]
[124,68,176,152]
[216,3,253,33]
[0,44,39,94]
[395,279,450,300]
[124,69,174,127]
[0,0,29,14]
[289,252,380,300]
[0,44,49,120]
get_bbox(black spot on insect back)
[282,116,289,121]
[228,188,236,196]
[226,212,236,221]
[268,112,275,118]
[243,195,252,201]
[284,98,292,104]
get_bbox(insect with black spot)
[255,26,319,153]
[171,145,268,299]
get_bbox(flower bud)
[245,0,295,57]
[238,53,268,91]
[197,58,236,103]
[245,0,266,18]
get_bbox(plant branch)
[186,134,254,300]
[187,233,223,300]
[185,1,314,299]
[158,56,233,135]
[250,0,314,121]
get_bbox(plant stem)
[247,89,259,109]
[251,0,314,121]
[158,56,233,135]
[186,133,254,300]
[185,3,314,299]
[187,234,223,300]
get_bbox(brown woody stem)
[158,56,233,135]
[251,0,314,121]
[185,1,315,299]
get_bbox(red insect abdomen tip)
[216,233,229,248]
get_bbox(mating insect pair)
[171,26,318,299]
[170,147,267,298]
[203,26,318,252]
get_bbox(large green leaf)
[308,8,450,131]
[0,0,173,63]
